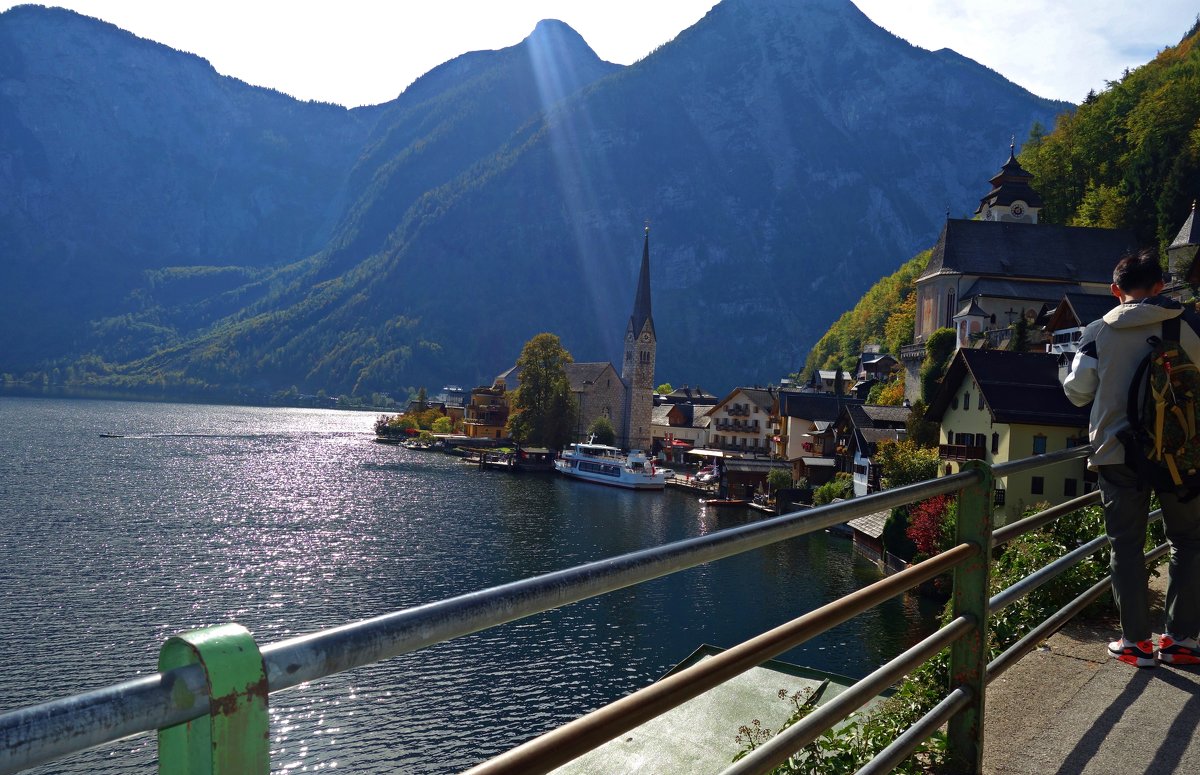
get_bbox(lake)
[0,397,937,773]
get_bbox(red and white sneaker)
[1159,634,1200,666]
[1107,638,1156,668]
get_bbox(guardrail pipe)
[946,460,993,771]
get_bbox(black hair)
[1112,248,1163,292]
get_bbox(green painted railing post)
[947,460,994,773]
[157,623,269,775]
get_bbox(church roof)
[1171,202,1199,249]
[975,146,1045,214]
[920,219,1138,284]
[566,362,620,391]
[959,277,1087,304]
[954,299,989,319]
[627,228,655,338]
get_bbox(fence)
[0,445,1166,774]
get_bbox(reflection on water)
[0,397,939,773]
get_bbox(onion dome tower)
[974,140,1044,223]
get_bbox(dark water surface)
[0,397,938,773]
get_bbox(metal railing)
[0,444,1153,774]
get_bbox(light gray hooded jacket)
[1063,296,1200,469]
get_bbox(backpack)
[1123,314,1200,493]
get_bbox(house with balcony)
[777,391,862,485]
[855,347,899,382]
[901,147,1138,401]
[705,387,778,457]
[925,349,1090,525]
[833,404,911,496]
[463,386,509,440]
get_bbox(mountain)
[0,0,1071,398]
[0,5,379,367]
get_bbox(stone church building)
[496,229,657,450]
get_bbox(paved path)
[984,565,1200,774]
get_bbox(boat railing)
[2,445,1158,774]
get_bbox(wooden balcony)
[939,444,987,461]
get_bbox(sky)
[2,1,1197,107]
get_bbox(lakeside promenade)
[984,565,1200,773]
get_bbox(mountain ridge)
[0,1,1072,398]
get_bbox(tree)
[766,468,793,494]
[919,328,956,403]
[416,386,428,408]
[904,400,940,448]
[431,416,453,434]
[507,333,578,449]
[874,439,939,489]
[586,416,617,446]
[656,382,674,394]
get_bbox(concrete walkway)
[984,564,1200,774]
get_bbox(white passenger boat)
[555,441,666,490]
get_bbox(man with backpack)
[1063,248,1200,667]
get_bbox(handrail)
[0,472,976,774]
[465,546,978,775]
[0,442,1139,775]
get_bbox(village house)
[776,391,862,486]
[463,385,508,439]
[925,349,1090,525]
[854,346,899,382]
[833,404,910,496]
[705,387,779,457]
[805,369,856,395]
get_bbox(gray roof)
[926,350,1090,427]
[920,219,1138,284]
[1060,293,1119,328]
[566,362,620,391]
[850,404,911,428]
[779,392,862,421]
[960,278,1087,304]
[652,405,673,426]
[1171,203,1199,249]
[848,509,889,539]
[860,428,905,444]
[955,299,989,318]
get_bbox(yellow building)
[463,386,508,439]
[926,349,1090,525]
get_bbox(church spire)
[628,225,655,339]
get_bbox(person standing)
[1063,248,1200,667]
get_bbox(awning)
[687,449,727,458]
[669,439,694,447]
[793,457,836,467]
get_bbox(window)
[978,395,985,411]
[1064,478,1078,497]
[1033,435,1047,455]
[945,464,954,475]
[964,392,971,411]
[991,433,1000,454]
[994,488,1006,506]
[975,433,986,449]
[951,396,959,410]
[1031,476,1044,495]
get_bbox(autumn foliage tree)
[906,495,954,559]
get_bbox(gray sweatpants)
[1098,464,1200,641]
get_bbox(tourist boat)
[555,441,665,490]
[699,498,750,508]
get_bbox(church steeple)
[621,225,656,451]
[1169,200,1200,284]
[627,226,655,340]
[975,140,1043,223]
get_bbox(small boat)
[99,433,124,438]
[555,440,665,490]
[699,498,750,507]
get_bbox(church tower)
[974,141,1043,224]
[621,227,656,451]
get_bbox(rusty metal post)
[157,624,269,775]
[946,460,993,772]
